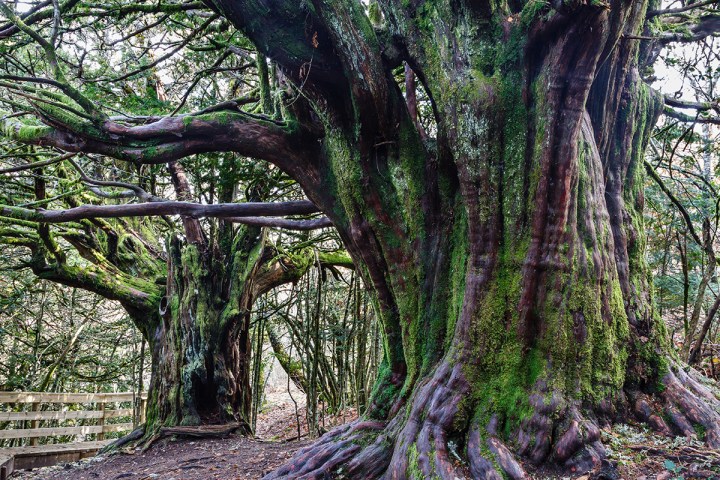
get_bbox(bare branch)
[0,151,75,174]
[67,157,159,201]
[95,14,219,83]
[664,95,719,112]
[0,200,320,223]
[663,105,720,124]
[0,1,101,118]
[648,0,719,18]
[644,160,703,247]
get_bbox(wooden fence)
[0,391,147,479]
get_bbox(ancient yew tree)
[2,0,720,477]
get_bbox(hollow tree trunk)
[211,0,720,478]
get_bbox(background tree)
[0,2,350,434]
[643,30,720,371]
[1,0,720,478]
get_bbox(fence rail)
[0,392,142,404]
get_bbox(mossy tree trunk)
[130,227,352,434]
[206,0,720,477]
[140,226,264,431]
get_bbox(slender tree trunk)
[688,292,720,365]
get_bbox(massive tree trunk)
[138,227,263,432]
[204,0,720,478]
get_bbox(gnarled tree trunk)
[206,0,720,478]
[130,226,264,432]
[131,225,352,434]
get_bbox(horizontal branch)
[664,95,719,112]
[0,200,320,223]
[663,105,720,125]
[67,157,158,202]
[0,151,75,174]
[226,216,333,231]
[0,108,316,171]
[659,14,720,44]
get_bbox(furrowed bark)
[210,0,720,478]
[141,232,352,434]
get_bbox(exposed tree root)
[264,362,720,479]
[632,363,720,448]
[262,420,391,479]
[157,422,249,438]
[136,422,249,452]
[100,426,146,454]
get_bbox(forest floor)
[10,391,720,479]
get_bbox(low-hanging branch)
[0,200,322,223]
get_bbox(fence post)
[29,402,39,447]
[97,400,105,441]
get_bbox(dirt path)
[13,436,309,480]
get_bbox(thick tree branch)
[659,14,720,44]
[0,200,320,223]
[253,248,353,298]
[167,160,204,244]
[0,109,318,170]
[32,260,162,313]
